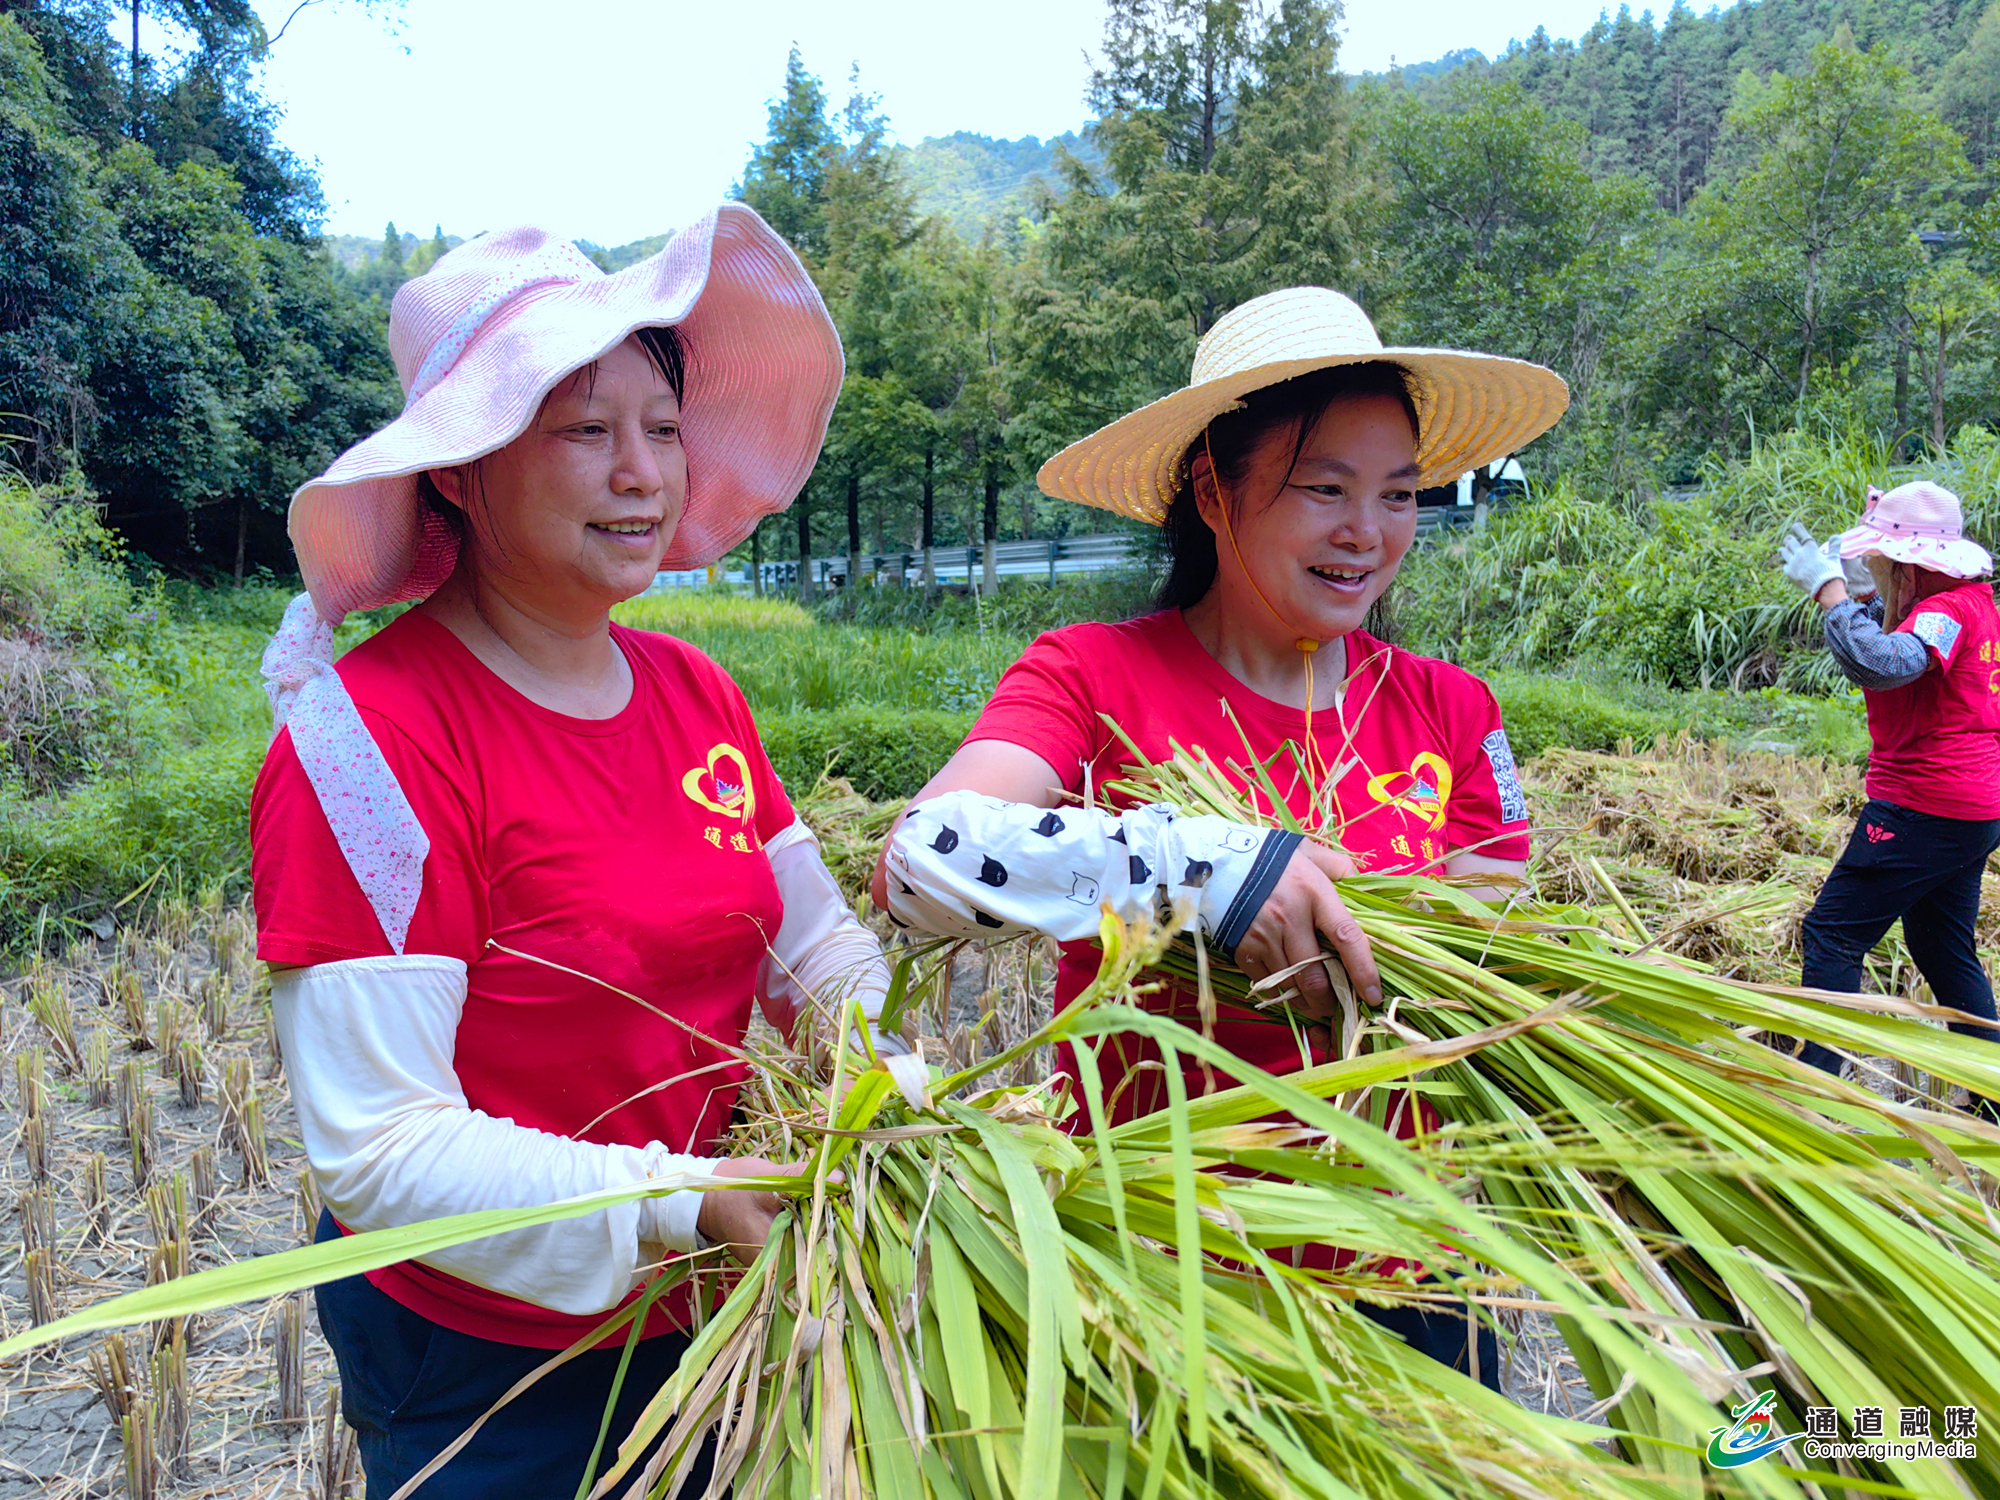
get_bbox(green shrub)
[807,568,1161,637]
[758,707,973,801]
[1489,674,1680,760]
[1391,424,1969,692]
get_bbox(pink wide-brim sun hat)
[289,203,843,620]
[1838,480,1994,579]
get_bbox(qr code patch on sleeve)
[1910,610,1963,661]
[1481,728,1528,826]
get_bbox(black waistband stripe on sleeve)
[1212,829,1304,959]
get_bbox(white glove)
[884,790,1301,958]
[1781,521,1840,599]
[1825,536,1877,601]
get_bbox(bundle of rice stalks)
[15,741,2000,1497]
[0,920,1823,1500]
[1524,735,1863,888]
[795,768,905,904]
[1115,741,2000,1496]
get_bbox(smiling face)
[432,335,685,619]
[1194,391,1422,643]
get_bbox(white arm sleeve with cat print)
[883,789,1301,957]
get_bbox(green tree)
[1010,0,1365,470]
[0,2,402,578]
[1906,254,1999,449]
[1646,43,1969,445]
[1374,79,1656,420]
[734,44,839,262]
[0,14,119,476]
[351,217,406,302]
[809,72,931,593]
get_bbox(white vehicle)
[1418,456,1528,510]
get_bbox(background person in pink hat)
[249,206,895,1496]
[1781,481,2000,1105]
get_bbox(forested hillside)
[892,129,1106,238]
[1395,0,2000,193]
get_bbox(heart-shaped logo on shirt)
[1364,751,1453,832]
[682,742,756,824]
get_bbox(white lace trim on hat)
[261,593,430,954]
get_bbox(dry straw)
[81,1151,112,1247]
[84,1027,112,1107]
[275,1294,307,1426]
[26,970,83,1075]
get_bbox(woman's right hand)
[1231,842,1380,1020]
[696,1156,815,1264]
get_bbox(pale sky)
[177,0,1644,245]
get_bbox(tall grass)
[614,593,1030,716]
[1398,421,2000,694]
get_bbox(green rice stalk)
[26,972,83,1075]
[1113,740,2000,1495]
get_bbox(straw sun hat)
[290,203,843,621]
[1838,481,1994,579]
[1037,286,1570,524]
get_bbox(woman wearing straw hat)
[871,286,1568,1382]
[250,207,895,1495]
[1781,483,2000,1096]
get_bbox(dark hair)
[1154,361,1419,611]
[419,323,690,541]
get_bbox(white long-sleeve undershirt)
[272,818,890,1316]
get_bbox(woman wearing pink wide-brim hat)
[250,205,896,1496]
[1781,481,2000,1112]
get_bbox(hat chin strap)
[261,593,430,952]
[1205,430,1338,816]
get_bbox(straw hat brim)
[1037,348,1570,524]
[290,204,842,619]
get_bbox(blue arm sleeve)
[1823,598,1929,690]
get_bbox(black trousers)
[313,1210,714,1498]
[1798,799,2000,1075]
[1357,1293,1503,1392]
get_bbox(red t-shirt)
[967,611,1530,1120]
[252,611,790,1347]
[1864,580,2000,820]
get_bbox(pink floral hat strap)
[260,593,430,954]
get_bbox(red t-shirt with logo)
[251,611,790,1347]
[966,611,1531,1121]
[1865,580,2000,821]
